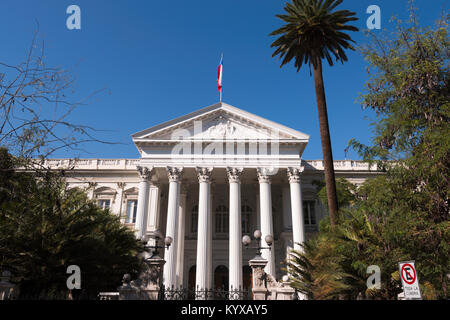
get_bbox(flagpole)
[220,53,223,102]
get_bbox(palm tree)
[270,0,358,226]
[286,235,353,299]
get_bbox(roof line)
[131,101,310,140]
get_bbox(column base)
[252,289,269,301]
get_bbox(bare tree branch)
[0,28,120,169]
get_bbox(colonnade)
[134,166,306,295]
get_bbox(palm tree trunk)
[312,59,339,226]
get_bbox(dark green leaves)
[0,150,143,299]
[270,0,358,71]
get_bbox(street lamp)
[140,231,172,259]
[242,230,273,259]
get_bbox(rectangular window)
[303,201,316,225]
[191,205,198,233]
[242,214,250,234]
[215,206,229,234]
[191,214,198,233]
[97,199,111,210]
[126,200,138,224]
[241,205,252,234]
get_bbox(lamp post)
[242,230,273,300]
[129,231,172,300]
[242,230,273,259]
[140,231,172,259]
[118,231,173,300]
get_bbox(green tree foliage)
[0,28,132,300]
[287,8,449,299]
[0,148,143,299]
[287,232,354,300]
[313,178,358,210]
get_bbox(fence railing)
[160,286,252,300]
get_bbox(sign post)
[398,261,422,300]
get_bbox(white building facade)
[49,102,380,292]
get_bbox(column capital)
[287,167,304,184]
[166,167,183,182]
[226,167,243,183]
[137,166,154,181]
[196,167,213,183]
[256,167,273,184]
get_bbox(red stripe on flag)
[217,64,222,92]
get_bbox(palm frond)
[270,0,359,70]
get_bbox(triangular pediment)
[132,102,310,143]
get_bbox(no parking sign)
[398,261,422,299]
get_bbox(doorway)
[243,265,252,291]
[214,265,229,289]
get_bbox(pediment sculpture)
[207,119,236,139]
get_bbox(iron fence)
[160,285,252,300]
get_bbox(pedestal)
[118,254,166,300]
[248,257,268,300]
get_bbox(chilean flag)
[217,55,223,93]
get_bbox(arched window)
[214,265,229,290]
[188,265,196,297]
[241,205,252,234]
[191,205,198,233]
[243,266,252,291]
[215,205,229,234]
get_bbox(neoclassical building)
[47,102,380,292]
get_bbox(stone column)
[227,167,243,293]
[135,166,152,239]
[146,183,161,245]
[163,167,183,289]
[88,182,97,200]
[256,193,261,230]
[281,186,293,267]
[282,187,292,232]
[195,167,213,295]
[207,186,213,290]
[287,167,306,251]
[257,168,276,277]
[116,182,126,222]
[176,187,187,288]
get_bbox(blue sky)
[0,0,447,160]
